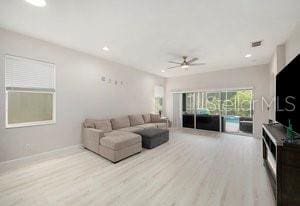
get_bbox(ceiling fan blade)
[187,57,199,64]
[167,65,181,69]
[189,63,206,66]
[168,61,182,65]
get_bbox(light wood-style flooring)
[0,128,275,206]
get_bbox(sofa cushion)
[104,130,129,137]
[83,119,98,128]
[129,114,145,126]
[100,133,141,150]
[150,114,161,123]
[137,123,157,129]
[142,114,151,123]
[111,116,131,130]
[83,122,95,128]
[118,126,144,133]
[94,119,113,133]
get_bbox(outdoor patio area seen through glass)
[182,89,253,135]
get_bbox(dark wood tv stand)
[262,123,300,206]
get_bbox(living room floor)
[0,128,275,206]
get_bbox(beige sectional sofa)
[82,114,168,162]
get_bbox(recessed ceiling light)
[245,54,252,58]
[181,65,189,69]
[102,46,110,51]
[161,70,165,73]
[25,0,47,7]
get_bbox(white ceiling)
[0,0,299,77]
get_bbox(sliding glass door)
[195,91,221,131]
[182,93,195,128]
[181,88,253,135]
[221,89,253,134]
[182,91,221,132]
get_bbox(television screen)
[276,54,300,134]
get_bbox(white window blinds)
[5,55,55,90]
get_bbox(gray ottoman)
[134,128,169,149]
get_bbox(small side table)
[160,117,169,128]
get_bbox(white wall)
[0,29,165,162]
[285,23,300,64]
[268,45,286,120]
[166,65,270,138]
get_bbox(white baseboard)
[0,144,83,166]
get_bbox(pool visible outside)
[225,116,240,132]
[225,115,240,123]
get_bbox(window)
[196,92,205,110]
[185,93,195,113]
[154,86,164,113]
[221,89,252,117]
[5,55,56,128]
[205,92,221,115]
[183,91,221,115]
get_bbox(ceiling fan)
[167,56,205,70]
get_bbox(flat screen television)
[276,54,300,134]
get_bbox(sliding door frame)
[174,86,254,133]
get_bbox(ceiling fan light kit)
[167,56,205,71]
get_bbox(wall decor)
[100,75,128,87]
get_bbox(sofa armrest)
[82,128,105,153]
[158,118,169,128]
[157,118,168,123]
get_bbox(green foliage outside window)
[222,90,252,117]
[183,90,252,117]
[155,97,163,113]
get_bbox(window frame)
[154,85,164,114]
[154,97,163,113]
[4,55,56,129]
